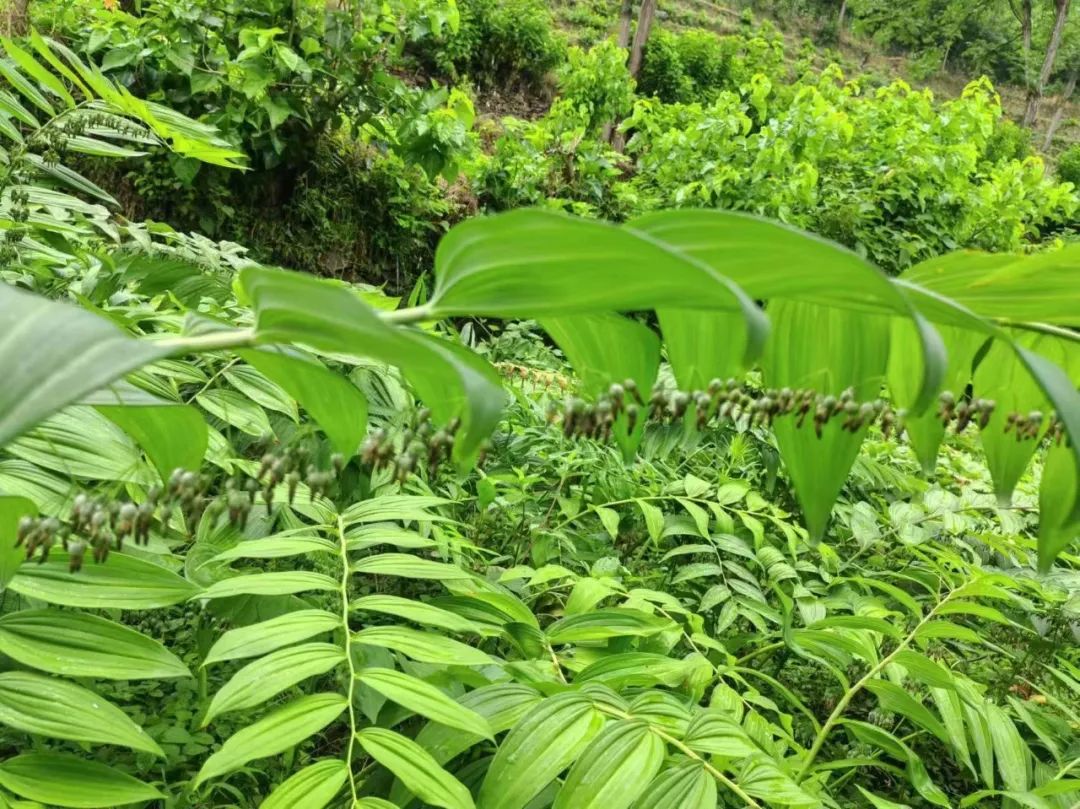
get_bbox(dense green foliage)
[0,2,1078,809]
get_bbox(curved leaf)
[0,753,162,808]
[260,759,349,809]
[357,727,474,809]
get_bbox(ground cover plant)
[0,3,1078,809]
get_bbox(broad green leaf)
[357,727,474,809]
[194,693,347,786]
[809,615,902,639]
[199,571,337,599]
[636,500,664,543]
[357,800,400,809]
[353,626,491,666]
[340,495,453,525]
[985,703,1029,792]
[432,209,769,369]
[764,301,890,538]
[630,760,716,809]
[546,609,674,644]
[8,552,199,609]
[682,712,758,757]
[204,643,345,724]
[87,383,208,483]
[595,506,620,539]
[241,266,504,466]
[196,388,273,436]
[738,753,819,805]
[553,720,665,809]
[864,679,950,746]
[355,668,492,738]
[413,683,542,766]
[576,653,693,689]
[350,594,483,634]
[0,609,189,679]
[223,362,298,420]
[240,347,368,457]
[477,692,605,809]
[930,687,973,774]
[204,609,339,665]
[0,56,54,115]
[1,38,75,107]
[893,651,955,691]
[1039,443,1079,568]
[857,786,912,809]
[0,753,162,808]
[352,553,472,580]
[0,285,170,449]
[659,309,746,390]
[261,759,349,809]
[210,535,336,562]
[0,496,34,589]
[347,526,439,552]
[0,672,163,754]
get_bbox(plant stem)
[335,515,360,806]
[158,327,258,353]
[596,704,764,809]
[992,319,1080,345]
[379,304,435,325]
[794,587,958,783]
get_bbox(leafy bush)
[557,39,636,133]
[1058,142,1080,186]
[412,0,566,87]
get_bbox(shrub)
[556,39,636,132]
[1057,142,1080,186]
[414,0,566,87]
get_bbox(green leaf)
[88,383,208,483]
[0,753,162,808]
[985,703,1029,792]
[636,499,664,543]
[196,388,273,436]
[0,496,34,590]
[353,626,491,666]
[893,650,955,691]
[553,719,664,809]
[193,693,347,786]
[260,759,349,809]
[204,609,339,665]
[199,571,337,599]
[355,668,493,738]
[8,552,199,609]
[0,672,163,754]
[0,57,54,115]
[856,786,912,809]
[413,683,542,766]
[764,302,890,539]
[1039,443,1079,569]
[477,692,605,809]
[595,506,620,539]
[0,272,169,449]
[1,38,75,107]
[240,347,368,457]
[864,679,950,745]
[210,534,337,562]
[350,594,483,634]
[0,609,189,679]
[204,643,345,724]
[223,362,298,421]
[546,609,674,644]
[358,727,474,809]
[682,712,758,757]
[431,209,768,369]
[241,266,504,466]
[630,760,716,809]
[352,553,473,580]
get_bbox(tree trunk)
[612,0,658,152]
[616,0,634,48]
[627,0,657,79]
[1024,0,1072,127]
[603,0,636,142]
[4,0,29,35]
[1043,69,1077,148]
[838,0,848,29]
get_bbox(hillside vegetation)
[0,1,1077,808]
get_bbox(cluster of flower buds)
[15,451,346,570]
[497,362,571,391]
[1004,410,1046,442]
[549,378,1020,445]
[360,409,461,482]
[937,392,996,433]
[253,446,344,513]
[552,380,643,441]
